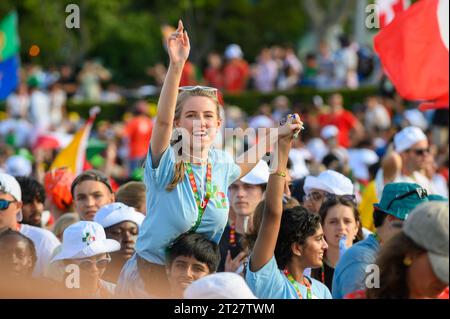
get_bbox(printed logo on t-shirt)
[208,183,228,209]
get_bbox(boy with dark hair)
[166,233,221,298]
[15,176,47,228]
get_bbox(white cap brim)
[304,175,333,194]
[51,239,120,262]
[429,252,449,285]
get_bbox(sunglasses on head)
[179,86,218,97]
[75,255,111,270]
[0,199,16,211]
[385,187,428,211]
[409,148,430,156]
[303,192,356,203]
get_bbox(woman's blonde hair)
[166,88,221,192]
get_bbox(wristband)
[271,171,286,178]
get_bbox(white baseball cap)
[394,126,427,153]
[5,155,32,177]
[0,172,23,222]
[404,109,428,131]
[240,160,269,185]
[51,221,120,261]
[304,170,354,195]
[321,125,339,140]
[94,202,145,229]
[184,272,257,299]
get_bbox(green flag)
[0,11,20,61]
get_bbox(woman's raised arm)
[150,20,190,167]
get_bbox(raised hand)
[225,250,248,273]
[277,113,303,143]
[167,20,190,66]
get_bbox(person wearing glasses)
[118,20,302,298]
[0,173,60,278]
[332,182,429,299]
[70,170,116,221]
[375,126,433,197]
[51,221,120,298]
[303,169,355,214]
[311,196,364,291]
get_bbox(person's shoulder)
[339,237,377,263]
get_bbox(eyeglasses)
[74,255,111,270]
[329,194,357,203]
[303,192,356,204]
[409,148,430,156]
[0,199,16,211]
[385,187,428,211]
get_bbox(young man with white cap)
[218,160,269,272]
[0,172,60,278]
[52,221,120,298]
[94,202,144,283]
[303,169,355,214]
[376,126,433,196]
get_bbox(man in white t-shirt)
[0,173,60,278]
[375,126,434,198]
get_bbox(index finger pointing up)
[177,19,184,32]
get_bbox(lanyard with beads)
[284,269,312,299]
[229,222,237,247]
[184,162,212,233]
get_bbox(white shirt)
[20,224,61,278]
[29,90,51,130]
[375,169,434,199]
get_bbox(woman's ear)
[291,242,303,257]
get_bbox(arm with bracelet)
[248,120,294,272]
[236,113,302,179]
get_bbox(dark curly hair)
[15,176,45,204]
[274,206,321,270]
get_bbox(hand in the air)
[167,20,190,66]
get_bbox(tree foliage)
[1,0,361,84]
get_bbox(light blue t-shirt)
[136,146,241,265]
[332,234,380,299]
[246,256,332,299]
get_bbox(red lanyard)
[185,162,212,233]
[229,222,236,247]
[321,263,325,284]
[284,269,312,299]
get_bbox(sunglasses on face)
[0,199,16,211]
[385,187,428,211]
[75,255,111,270]
[409,148,430,156]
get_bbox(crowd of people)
[0,20,448,299]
